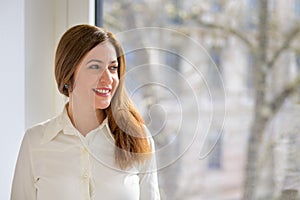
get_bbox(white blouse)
[11,106,160,200]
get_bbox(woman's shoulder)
[24,115,61,144]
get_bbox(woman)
[11,24,160,200]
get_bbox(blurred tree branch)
[195,19,255,52]
[257,72,300,185]
[269,73,300,114]
[279,189,298,200]
[243,1,269,198]
[267,24,300,69]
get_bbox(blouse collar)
[41,103,109,144]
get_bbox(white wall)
[0,0,25,199]
[0,0,94,199]
[25,0,57,128]
[26,0,95,128]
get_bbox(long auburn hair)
[55,24,151,169]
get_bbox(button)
[83,173,89,179]
[83,171,89,179]
[82,147,88,153]
[83,174,89,179]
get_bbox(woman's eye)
[89,65,100,69]
[109,65,118,71]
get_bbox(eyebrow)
[86,59,118,65]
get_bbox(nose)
[99,68,113,84]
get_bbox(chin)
[95,102,111,110]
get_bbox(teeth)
[94,89,110,94]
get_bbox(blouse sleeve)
[11,130,37,200]
[139,129,161,200]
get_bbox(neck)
[67,102,105,136]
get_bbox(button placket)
[81,145,91,199]
[83,170,89,179]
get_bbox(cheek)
[75,75,99,89]
[73,79,88,92]
[113,76,119,90]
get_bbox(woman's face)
[70,41,119,110]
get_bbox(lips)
[93,87,111,97]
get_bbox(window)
[165,50,181,71]
[211,0,223,13]
[246,0,258,29]
[210,47,221,67]
[207,131,223,170]
[95,0,103,27]
[169,0,183,25]
[207,46,222,89]
[269,0,276,13]
[296,54,300,69]
[295,0,300,17]
[248,0,258,9]
[246,52,254,91]
[295,53,300,101]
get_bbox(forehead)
[83,41,117,62]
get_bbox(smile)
[93,88,111,97]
